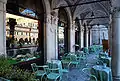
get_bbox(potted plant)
[0,57,35,81]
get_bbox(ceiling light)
[91,11,94,17]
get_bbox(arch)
[52,0,73,56]
[93,2,109,16]
[73,5,89,20]
[57,7,72,58]
[42,0,51,15]
[51,0,72,29]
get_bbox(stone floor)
[62,53,99,81]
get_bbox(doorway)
[58,9,69,59]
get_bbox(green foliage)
[0,57,35,81]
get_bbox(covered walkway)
[0,0,120,81]
[62,52,98,81]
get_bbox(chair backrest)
[82,68,98,81]
[61,53,68,60]
[70,54,77,61]
[63,54,71,60]
[50,60,63,74]
[54,60,63,75]
[90,75,98,81]
[0,77,10,81]
[96,60,104,65]
[99,70,108,81]
[31,63,38,72]
[82,68,91,76]
[83,47,89,53]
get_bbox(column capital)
[112,7,120,18]
[45,14,51,24]
[112,0,120,8]
[0,0,7,4]
[72,21,76,31]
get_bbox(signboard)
[19,7,37,18]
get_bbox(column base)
[113,76,120,81]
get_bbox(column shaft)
[112,9,120,81]
[0,1,7,55]
[88,29,91,47]
[84,25,87,47]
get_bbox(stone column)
[108,14,112,56]
[81,26,84,48]
[112,7,120,81]
[46,14,54,60]
[70,21,75,52]
[86,27,89,47]
[88,28,91,47]
[79,26,81,49]
[52,16,58,59]
[0,0,7,56]
[83,24,87,47]
[46,10,58,60]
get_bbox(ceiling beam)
[53,0,110,10]
[88,23,109,26]
[77,16,109,20]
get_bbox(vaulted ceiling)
[52,0,111,26]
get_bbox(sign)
[19,7,37,18]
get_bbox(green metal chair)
[56,60,69,79]
[0,77,10,81]
[61,53,71,69]
[82,68,98,81]
[31,63,48,81]
[89,46,96,54]
[46,61,61,81]
[69,54,79,68]
[96,60,104,65]
[83,47,89,56]
[76,52,87,64]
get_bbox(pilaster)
[0,0,7,56]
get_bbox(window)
[16,32,18,35]
[21,32,23,35]
[26,32,28,35]
[7,31,9,35]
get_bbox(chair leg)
[41,76,43,81]
[68,62,71,70]
[41,75,44,81]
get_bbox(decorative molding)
[111,7,120,18]
[0,0,7,4]
[51,16,58,25]
[112,7,120,13]
[50,27,54,33]
[46,15,51,24]
[72,21,75,30]
[0,1,6,12]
